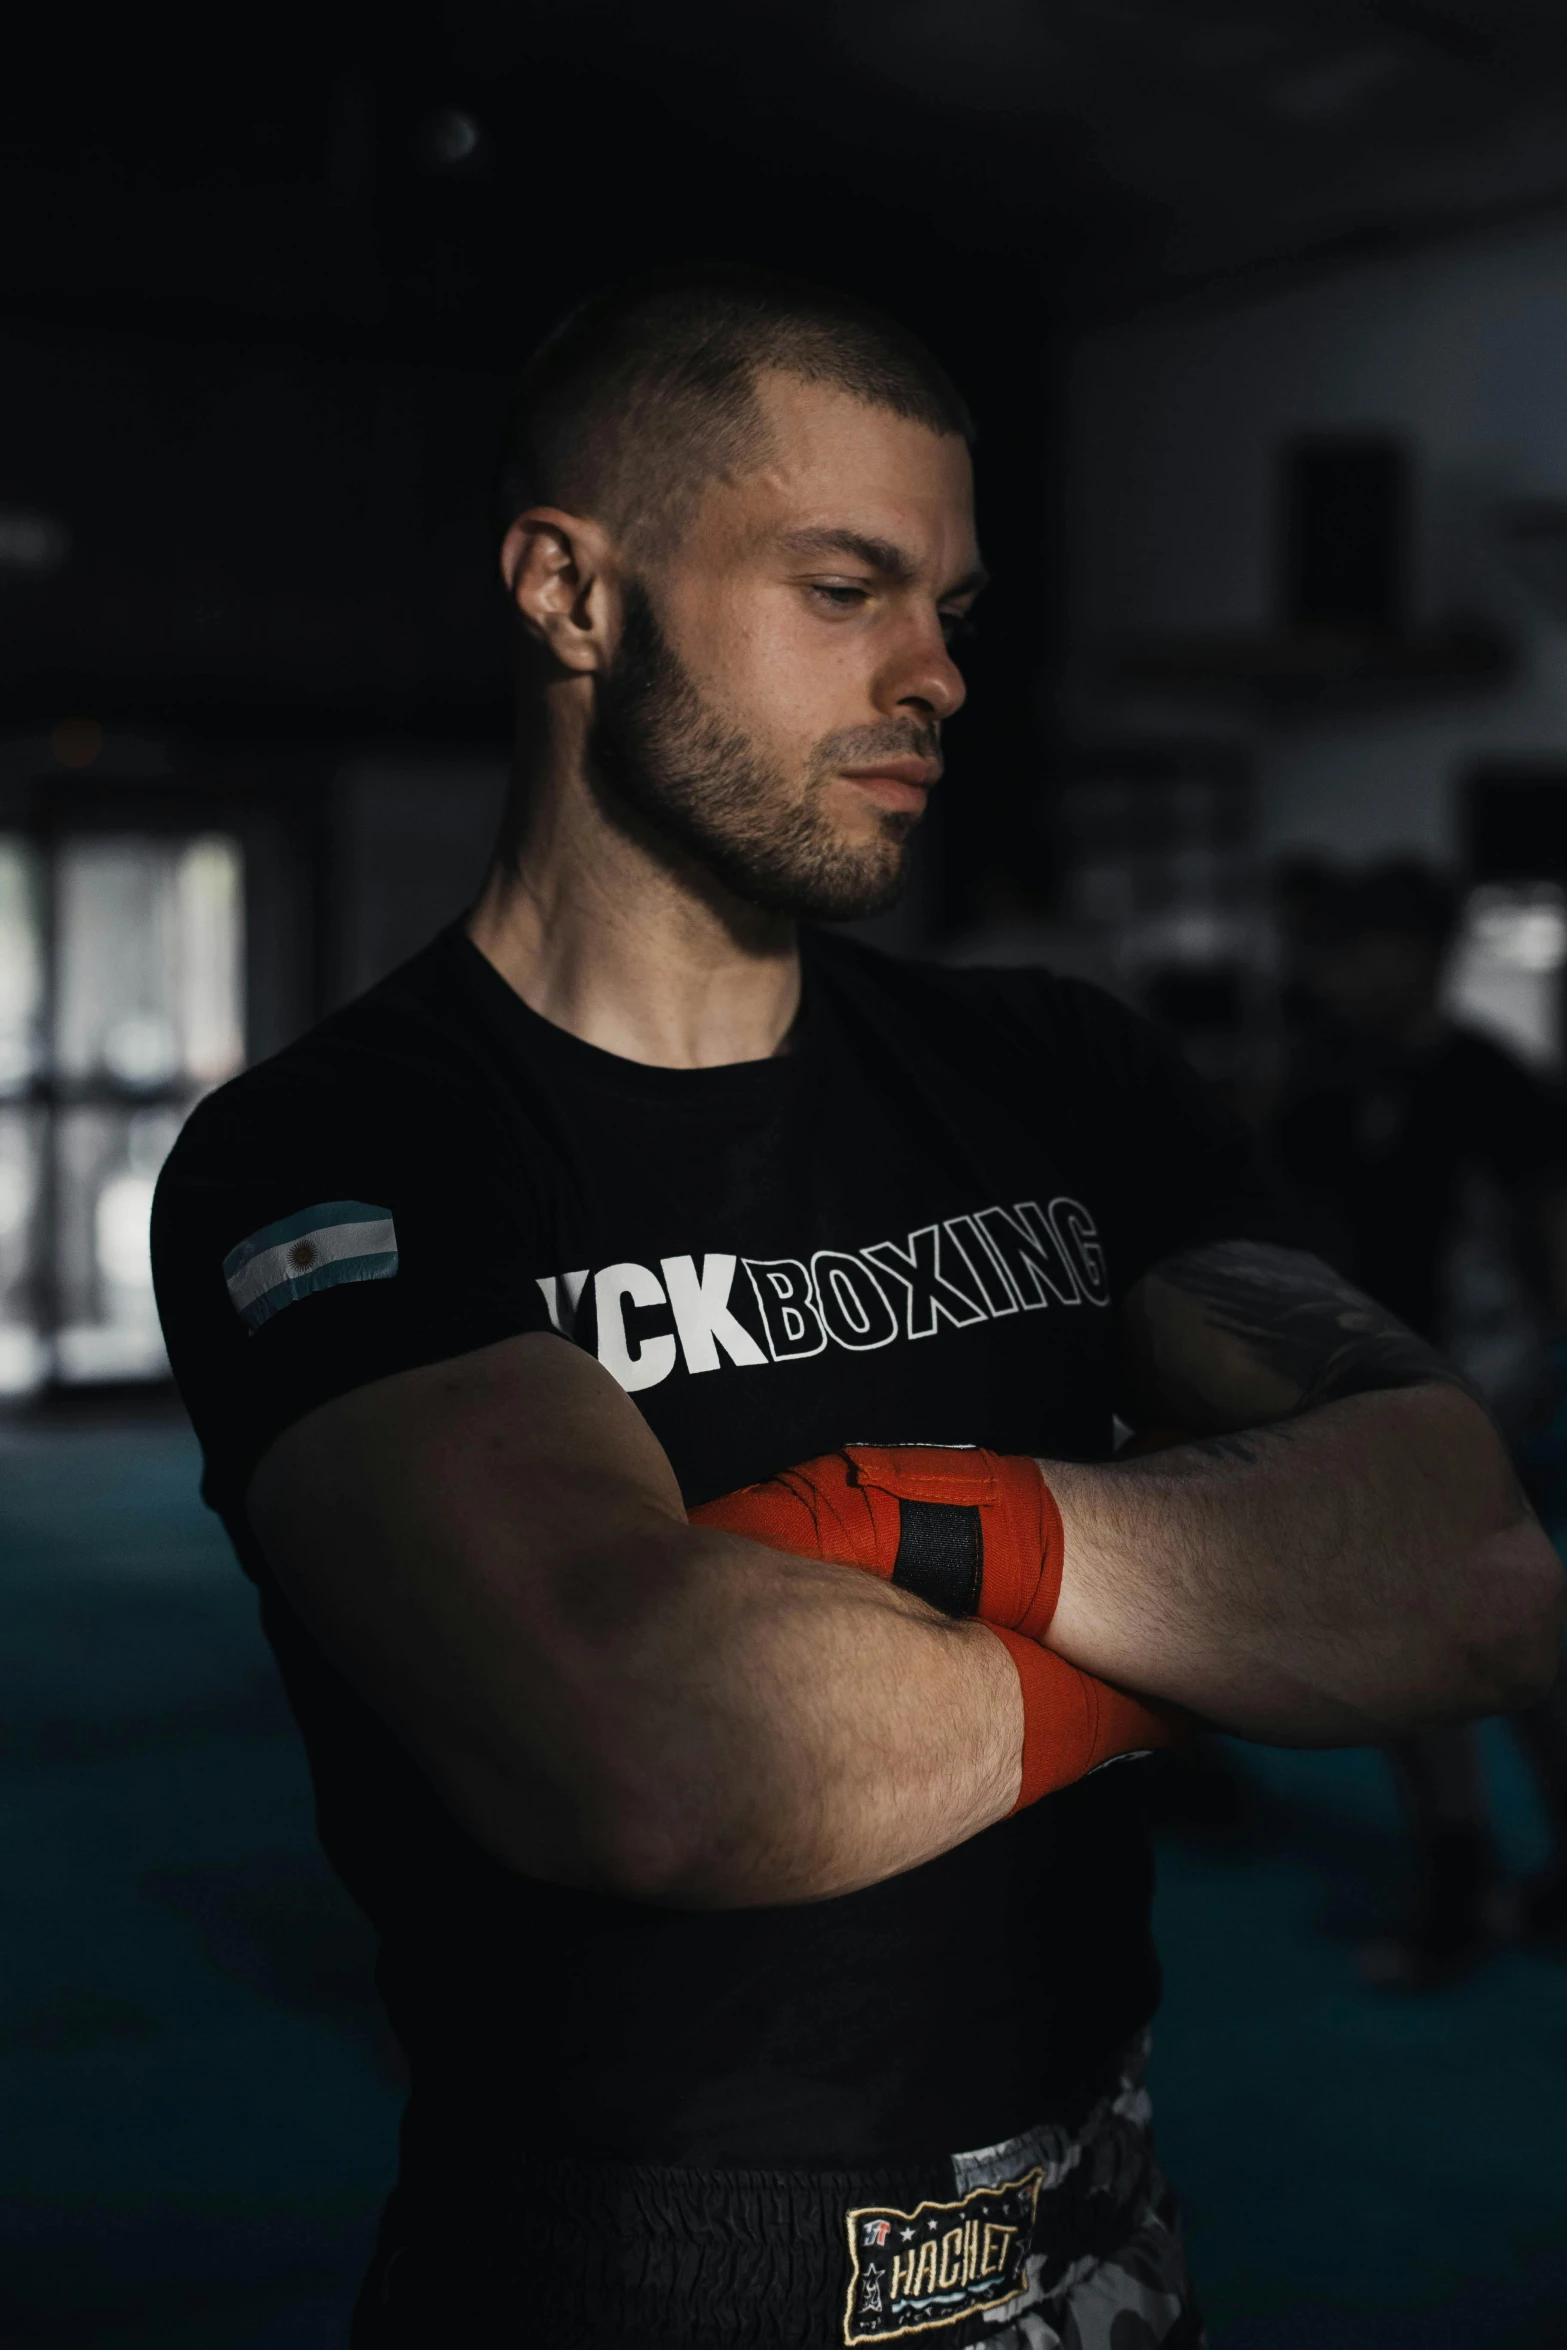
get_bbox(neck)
[467,688,801,1070]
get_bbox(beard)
[585,580,937,922]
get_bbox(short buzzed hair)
[499,265,973,556]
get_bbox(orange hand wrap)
[690,1444,1065,1638]
[986,1630,1178,1809]
[691,1444,1181,1812]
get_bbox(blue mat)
[0,1421,1562,2345]
[0,1419,401,2349]
[1152,1737,1566,2348]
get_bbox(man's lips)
[839,757,941,812]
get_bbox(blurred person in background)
[940,864,1133,1000]
[1270,857,1567,1985]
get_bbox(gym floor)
[3,1417,1564,2349]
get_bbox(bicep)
[1117,1239,1466,1436]
[244,1331,689,1877]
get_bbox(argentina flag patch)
[223,1201,398,1332]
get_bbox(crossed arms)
[248,1241,1564,1907]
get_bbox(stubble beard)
[586,580,935,922]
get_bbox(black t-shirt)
[153,924,1271,2172]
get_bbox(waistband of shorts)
[359,2038,1157,2350]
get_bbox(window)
[0,833,245,1390]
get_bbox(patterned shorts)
[355,2039,1202,2350]
[937,2042,1201,2349]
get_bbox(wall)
[0,322,511,725]
[1065,209,1567,863]
[330,753,510,1005]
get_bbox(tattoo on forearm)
[1151,1241,1476,1416]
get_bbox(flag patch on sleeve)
[223,1201,398,1332]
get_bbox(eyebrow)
[777,526,988,601]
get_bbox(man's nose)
[880,614,967,727]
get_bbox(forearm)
[468,1514,1024,1906]
[255,1406,1022,1909]
[1045,1384,1563,1740]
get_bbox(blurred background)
[5,4,1567,2344]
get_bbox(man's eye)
[942,612,977,645]
[810,583,870,611]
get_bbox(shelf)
[1111,619,1515,712]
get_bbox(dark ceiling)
[9,0,1567,363]
[7,0,1567,848]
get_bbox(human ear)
[499,508,617,672]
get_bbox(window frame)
[0,748,326,1394]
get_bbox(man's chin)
[731,845,912,925]
[812,822,917,922]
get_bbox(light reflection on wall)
[1444,883,1567,1071]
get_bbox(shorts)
[352,2036,1203,2350]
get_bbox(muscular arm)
[1045,1242,1565,1741]
[246,1333,1020,1909]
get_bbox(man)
[152,272,1562,2349]
[1271,858,1567,1985]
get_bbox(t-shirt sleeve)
[152,1057,557,1516]
[1039,977,1288,1298]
